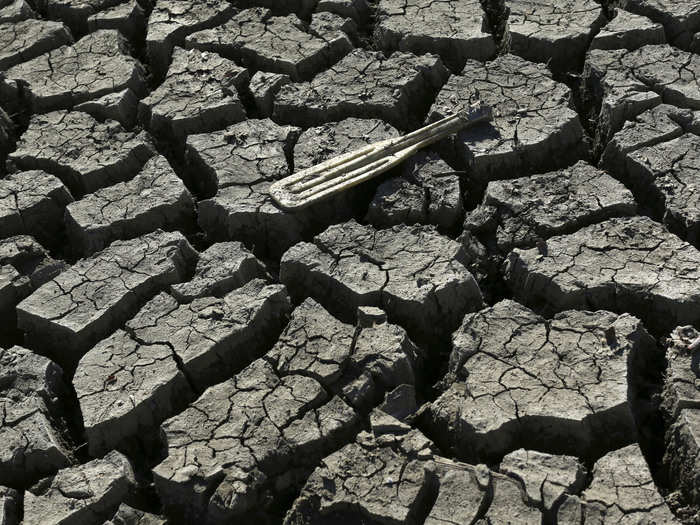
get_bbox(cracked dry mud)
[374,0,496,71]
[465,160,637,252]
[428,53,586,185]
[4,29,146,113]
[185,8,353,82]
[583,43,700,150]
[280,220,484,340]
[366,151,463,231]
[138,47,248,141]
[9,110,155,196]
[425,300,656,463]
[506,0,606,72]
[0,1,699,524]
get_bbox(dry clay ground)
[0,0,700,523]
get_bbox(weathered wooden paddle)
[269,101,493,211]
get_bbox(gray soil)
[0,1,698,524]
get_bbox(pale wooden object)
[270,102,493,210]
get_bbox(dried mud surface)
[0,0,699,524]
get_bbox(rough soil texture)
[64,154,195,256]
[16,230,198,368]
[425,300,657,463]
[153,299,419,523]
[145,0,236,81]
[138,47,248,141]
[506,0,606,72]
[0,170,74,245]
[504,216,700,334]
[0,235,66,317]
[374,0,496,71]
[273,48,449,130]
[591,9,666,51]
[0,345,73,487]
[87,0,146,44]
[583,44,700,151]
[280,220,484,340]
[74,279,291,455]
[465,160,637,252]
[622,0,700,49]
[0,1,699,524]
[600,104,700,247]
[4,30,146,113]
[661,327,700,509]
[366,151,463,231]
[9,110,155,196]
[0,18,72,71]
[185,8,353,82]
[428,53,586,185]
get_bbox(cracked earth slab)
[284,421,438,525]
[598,107,700,247]
[273,48,449,130]
[506,0,606,72]
[86,0,146,43]
[152,299,419,523]
[138,47,248,141]
[428,54,586,184]
[557,444,679,524]
[661,327,700,508]
[73,87,139,129]
[4,30,146,113]
[280,220,484,341]
[145,0,237,81]
[0,345,73,487]
[249,71,290,117]
[622,0,700,48]
[374,0,496,72]
[170,241,267,302]
[583,44,700,150]
[599,103,700,172]
[185,118,299,198]
[425,300,655,462]
[285,407,553,525]
[611,132,700,247]
[74,279,291,455]
[0,235,66,315]
[197,118,399,257]
[0,235,65,289]
[499,448,586,513]
[0,0,34,24]
[16,229,198,369]
[0,18,72,71]
[465,160,637,253]
[64,154,195,256]
[186,8,353,82]
[366,151,463,231]
[591,9,666,51]
[504,216,700,334]
[310,10,358,40]
[9,110,155,196]
[104,504,166,525]
[0,170,74,246]
[24,450,135,525]
[32,0,124,35]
